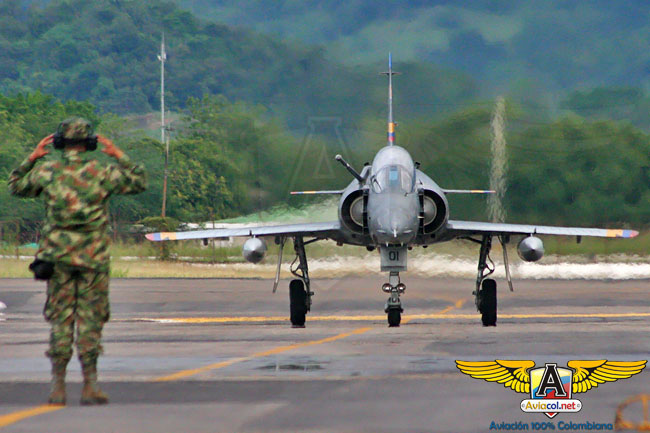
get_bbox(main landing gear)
[464,233,515,327]
[383,271,405,327]
[473,235,497,327]
[288,236,314,328]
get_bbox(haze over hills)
[175,0,650,128]
[176,1,650,93]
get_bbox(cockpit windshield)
[372,165,413,193]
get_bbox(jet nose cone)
[374,215,416,245]
[367,190,420,245]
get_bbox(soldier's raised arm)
[8,134,54,197]
[98,134,147,195]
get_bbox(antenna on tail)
[380,53,400,146]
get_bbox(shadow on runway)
[0,380,345,406]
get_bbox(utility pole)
[158,33,169,217]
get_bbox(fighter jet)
[147,54,638,328]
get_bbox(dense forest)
[0,0,648,236]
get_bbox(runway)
[1,277,649,432]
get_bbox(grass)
[0,259,33,278]
[110,241,243,262]
[0,257,361,279]
[541,231,650,256]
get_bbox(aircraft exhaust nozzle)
[243,237,267,264]
[517,236,544,262]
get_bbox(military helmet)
[53,117,97,151]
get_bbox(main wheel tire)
[479,278,497,327]
[289,279,307,327]
[387,308,401,327]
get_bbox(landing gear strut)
[473,235,497,327]
[289,236,314,328]
[383,271,405,327]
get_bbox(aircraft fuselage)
[337,145,450,248]
[366,146,420,246]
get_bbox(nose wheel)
[383,272,405,327]
[387,308,402,327]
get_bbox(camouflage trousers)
[44,265,110,365]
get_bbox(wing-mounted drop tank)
[517,236,544,262]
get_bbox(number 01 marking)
[389,251,399,261]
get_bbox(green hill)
[2,0,478,124]
[10,0,650,129]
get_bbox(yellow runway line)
[402,299,466,324]
[409,312,650,320]
[0,405,63,429]
[132,309,650,324]
[154,326,373,382]
[154,298,468,382]
[131,316,377,323]
[494,312,650,319]
[130,300,471,325]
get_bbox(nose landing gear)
[383,271,405,327]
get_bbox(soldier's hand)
[97,135,124,160]
[29,134,53,162]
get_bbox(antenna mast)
[158,33,169,217]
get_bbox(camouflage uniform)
[9,120,146,403]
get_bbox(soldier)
[8,118,146,405]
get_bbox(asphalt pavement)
[1,276,649,432]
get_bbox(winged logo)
[568,360,647,393]
[455,360,535,393]
[456,360,646,394]
[456,360,646,418]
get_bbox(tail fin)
[380,53,400,146]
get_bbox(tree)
[166,94,295,221]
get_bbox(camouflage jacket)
[8,149,146,272]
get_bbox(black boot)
[80,359,108,405]
[48,358,69,405]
